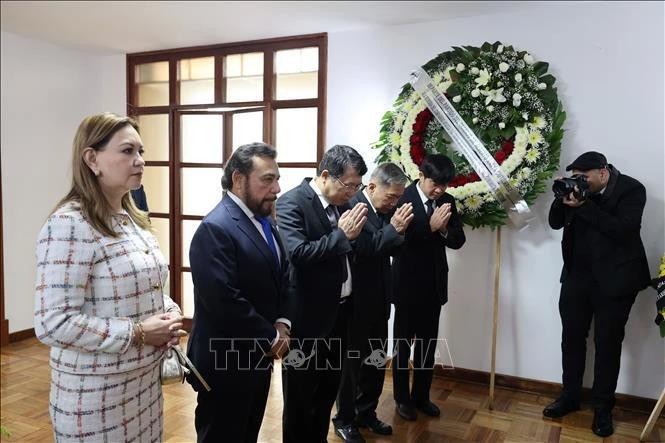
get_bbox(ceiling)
[1,1,535,54]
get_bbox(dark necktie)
[256,216,279,269]
[425,199,434,218]
[326,205,339,228]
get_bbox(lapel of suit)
[409,181,428,227]
[223,196,280,283]
[356,191,381,230]
[301,178,334,233]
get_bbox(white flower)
[531,116,547,129]
[433,72,444,84]
[456,63,465,72]
[497,81,503,87]
[471,67,479,75]
[514,73,523,82]
[471,89,481,98]
[453,95,462,103]
[389,132,401,146]
[523,53,535,65]
[497,44,504,54]
[475,69,491,87]
[499,122,506,129]
[527,130,543,146]
[522,112,529,120]
[472,117,479,124]
[525,148,540,164]
[389,148,401,163]
[443,68,453,81]
[486,105,495,112]
[538,82,547,90]
[512,93,522,107]
[499,62,509,73]
[465,195,483,212]
[481,87,507,105]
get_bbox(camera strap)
[410,68,533,229]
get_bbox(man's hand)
[338,203,368,240]
[562,191,585,207]
[390,202,414,234]
[269,322,291,359]
[430,203,452,233]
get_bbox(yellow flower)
[465,195,483,212]
[532,116,547,129]
[525,148,540,164]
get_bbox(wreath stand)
[640,387,665,441]
[488,226,501,410]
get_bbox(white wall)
[0,31,125,332]
[327,1,664,399]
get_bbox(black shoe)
[334,424,365,443]
[356,415,393,435]
[415,400,440,417]
[592,408,614,437]
[542,397,580,418]
[396,402,417,421]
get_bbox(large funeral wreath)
[373,42,566,228]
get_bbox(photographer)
[544,151,651,437]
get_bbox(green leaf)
[540,74,556,87]
[533,61,549,76]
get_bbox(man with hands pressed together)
[391,154,466,422]
[333,163,413,442]
[277,145,369,443]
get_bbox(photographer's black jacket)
[548,167,651,297]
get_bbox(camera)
[552,174,590,200]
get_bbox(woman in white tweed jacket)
[34,113,186,442]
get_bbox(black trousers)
[559,270,636,410]
[194,365,271,443]
[282,300,351,443]
[334,308,389,426]
[392,300,442,405]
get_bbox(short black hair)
[221,142,277,191]
[420,154,455,185]
[317,144,367,178]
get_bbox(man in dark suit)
[333,163,414,441]
[130,184,148,211]
[392,154,466,421]
[277,145,368,443]
[187,142,291,443]
[544,151,651,438]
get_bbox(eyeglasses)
[333,177,363,192]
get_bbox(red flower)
[469,172,480,182]
[410,145,425,166]
[501,139,514,155]
[410,134,423,145]
[495,151,506,164]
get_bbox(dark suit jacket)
[276,178,353,338]
[392,181,466,306]
[548,168,650,298]
[130,185,148,212]
[186,194,290,390]
[350,191,404,322]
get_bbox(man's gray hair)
[370,162,410,186]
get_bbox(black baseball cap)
[565,151,608,172]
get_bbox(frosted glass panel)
[142,166,169,213]
[276,47,318,99]
[137,114,169,162]
[135,61,169,107]
[182,220,201,267]
[150,217,170,265]
[232,112,264,151]
[277,168,317,196]
[226,77,263,102]
[182,272,194,318]
[275,108,318,162]
[225,52,263,102]
[181,167,223,216]
[179,57,215,105]
[181,115,223,164]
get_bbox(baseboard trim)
[0,318,8,346]
[8,327,35,343]
[434,365,660,415]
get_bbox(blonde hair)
[55,112,151,237]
